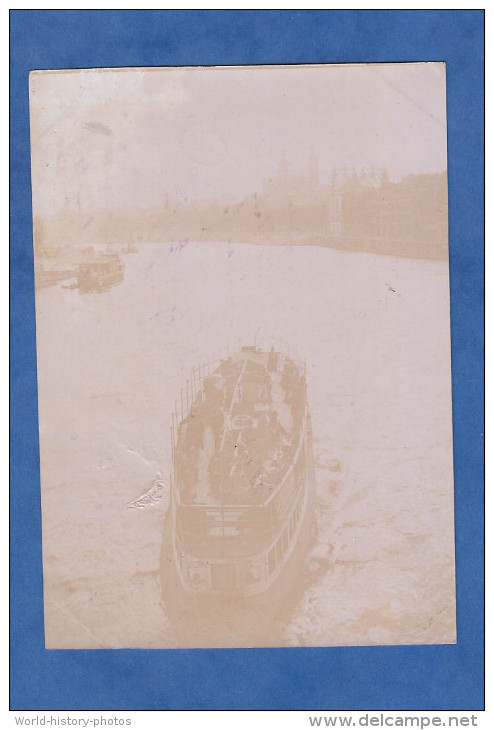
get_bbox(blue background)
[10,10,484,711]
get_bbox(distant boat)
[77,251,125,293]
[161,345,316,646]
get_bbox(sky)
[29,63,448,217]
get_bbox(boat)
[77,251,125,293]
[161,345,315,647]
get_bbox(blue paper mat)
[10,9,484,711]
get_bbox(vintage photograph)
[29,63,455,649]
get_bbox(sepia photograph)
[29,62,456,650]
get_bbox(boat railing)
[263,409,307,508]
[169,350,228,467]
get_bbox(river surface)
[35,241,456,648]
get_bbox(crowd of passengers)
[176,352,306,504]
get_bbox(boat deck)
[175,348,306,506]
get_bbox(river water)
[35,240,456,648]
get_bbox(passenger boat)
[77,251,125,292]
[161,345,315,647]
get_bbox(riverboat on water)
[161,345,315,646]
[77,251,125,292]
